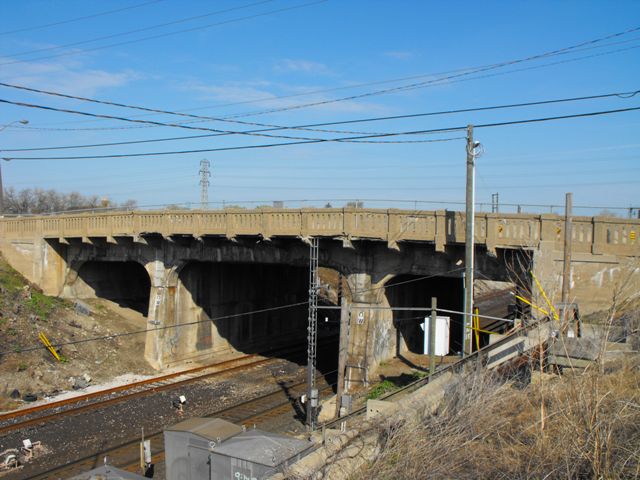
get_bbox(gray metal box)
[164,417,313,480]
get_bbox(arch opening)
[176,262,340,374]
[73,261,151,316]
[386,274,464,357]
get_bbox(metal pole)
[429,297,437,376]
[463,125,475,356]
[306,237,319,430]
[561,192,573,325]
[461,271,466,355]
[0,161,4,215]
[334,296,349,418]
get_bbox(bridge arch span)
[65,259,151,317]
[384,273,464,356]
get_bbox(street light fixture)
[0,119,29,214]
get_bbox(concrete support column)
[36,238,68,295]
[144,259,179,370]
[342,272,395,391]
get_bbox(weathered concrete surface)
[0,209,638,379]
[269,319,558,480]
[269,371,456,480]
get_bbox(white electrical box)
[421,316,450,356]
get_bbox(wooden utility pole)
[561,192,573,323]
[429,297,437,376]
[463,125,475,356]
[334,297,350,418]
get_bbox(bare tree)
[3,187,136,214]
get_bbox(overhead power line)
[4,197,635,217]
[2,104,639,161]
[90,180,639,194]
[2,0,274,59]
[9,42,639,135]
[0,97,326,142]
[119,36,640,116]
[0,96,462,146]
[5,26,640,132]
[0,301,309,356]
[0,265,472,356]
[1,134,460,152]
[0,0,327,67]
[1,83,637,151]
[0,0,164,36]
[224,41,640,120]
[0,80,405,137]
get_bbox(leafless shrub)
[357,357,640,480]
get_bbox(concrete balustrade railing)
[0,209,638,255]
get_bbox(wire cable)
[2,103,639,161]
[119,35,640,117]
[0,80,417,137]
[1,0,274,59]
[4,26,639,131]
[8,42,638,134]
[0,0,164,36]
[2,88,637,152]
[221,29,640,119]
[1,301,309,356]
[0,269,515,356]
[0,0,327,67]
[8,198,635,217]
[0,97,329,142]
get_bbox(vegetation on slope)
[357,357,640,479]
[0,254,152,411]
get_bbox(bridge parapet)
[0,209,638,256]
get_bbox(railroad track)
[26,371,337,479]
[0,338,335,437]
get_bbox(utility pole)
[334,294,349,418]
[199,159,211,209]
[306,237,319,431]
[463,125,477,356]
[561,193,573,324]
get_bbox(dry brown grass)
[357,357,640,480]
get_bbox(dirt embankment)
[0,255,154,412]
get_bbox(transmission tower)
[199,159,211,209]
[306,237,319,431]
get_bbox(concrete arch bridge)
[1,208,637,382]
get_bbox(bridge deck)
[0,208,638,255]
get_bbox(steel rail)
[0,353,259,422]
[0,339,335,435]
[25,367,338,479]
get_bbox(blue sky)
[0,0,638,215]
